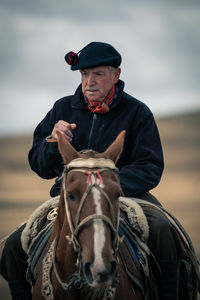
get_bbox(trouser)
[0,224,31,300]
[0,193,181,300]
[142,205,180,299]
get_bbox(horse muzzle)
[83,259,118,288]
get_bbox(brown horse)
[32,131,144,300]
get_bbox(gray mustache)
[84,87,99,92]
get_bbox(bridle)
[42,157,122,299]
[62,157,121,254]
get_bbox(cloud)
[0,0,129,21]
[0,1,200,135]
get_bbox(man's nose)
[87,74,95,85]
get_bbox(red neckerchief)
[87,85,115,114]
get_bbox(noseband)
[62,157,121,255]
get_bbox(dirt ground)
[0,112,199,299]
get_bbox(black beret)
[65,42,121,71]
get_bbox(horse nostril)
[110,259,118,276]
[97,260,118,283]
[83,262,93,284]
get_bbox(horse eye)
[117,192,123,198]
[67,192,75,201]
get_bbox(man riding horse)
[0,41,199,299]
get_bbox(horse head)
[56,130,125,288]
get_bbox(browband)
[66,158,117,170]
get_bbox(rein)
[42,157,121,299]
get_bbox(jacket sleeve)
[118,109,164,197]
[28,106,63,179]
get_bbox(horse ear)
[102,130,125,163]
[56,130,78,164]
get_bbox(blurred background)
[0,0,200,298]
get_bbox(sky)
[0,0,200,136]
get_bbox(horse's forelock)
[78,149,99,159]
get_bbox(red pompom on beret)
[65,51,79,66]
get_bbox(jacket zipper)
[87,113,97,148]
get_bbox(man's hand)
[51,120,76,142]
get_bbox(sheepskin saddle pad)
[21,196,150,288]
[21,196,149,255]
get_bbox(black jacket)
[28,80,164,197]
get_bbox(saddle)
[21,196,200,299]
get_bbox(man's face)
[80,66,121,102]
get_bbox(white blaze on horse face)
[90,175,106,271]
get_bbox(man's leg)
[0,224,31,300]
[142,204,183,300]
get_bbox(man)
[0,42,182,299]
[28,42,164,202]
